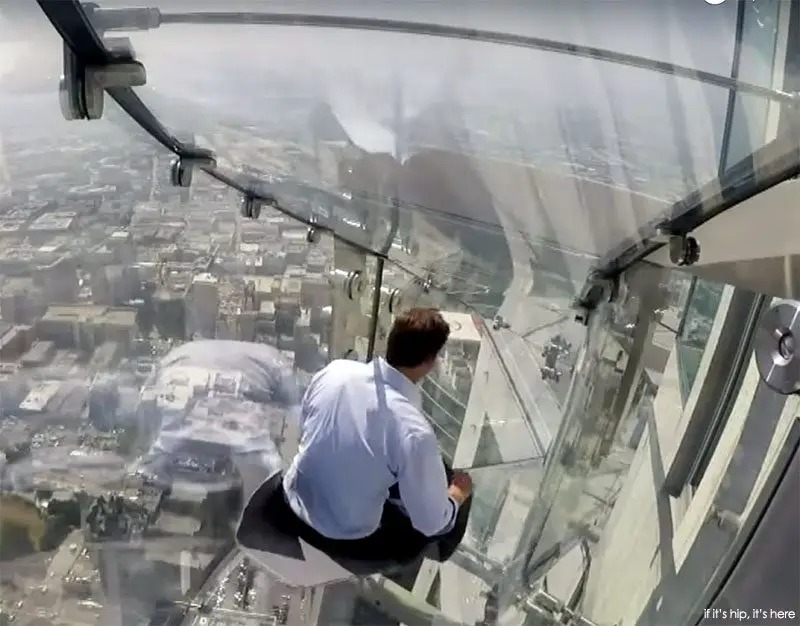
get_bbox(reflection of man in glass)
[279,308,473,564]
[90,341,300,625]
[136,340,300,497]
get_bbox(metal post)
[366,257,385,361]
[329,238,369,360]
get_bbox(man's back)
[283,357,441,540]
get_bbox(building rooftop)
[441,311,482,344]
[40,304,137,326]
[19,380,62,412]
[193,272,219,285]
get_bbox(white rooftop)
[441,311,482,344]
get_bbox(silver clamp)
[653,226,701,267]
[170,153,216,188]
[239,193,275,220]
[755,300,800,395]
[306,216,322,245]
[520,589,600,626]
[572,271,617,326]
[329,269,364,301]
[418,275,433,295]
[380,286,404,315]
[59,37,146,121]
[709,506,742,534]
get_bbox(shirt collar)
[375,357,422,409]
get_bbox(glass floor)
[0,1,798,625]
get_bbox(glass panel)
[676,278,726,402]
[491,263,671,618]
[0,9,183,625]
[578,301,798,626]
[91,0,742,76]
[97,201,371,623]
[722,0,783,171]
[0,40,365,613]
[113,8,774,265]
[345,256,552,622]
[375,257,549,468]
[461,459,544,575]
[5,1,800,625]
[490,266,799,626]
[659,270,694,333]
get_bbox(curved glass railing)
[2,1,800,625]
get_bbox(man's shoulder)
[326,358,369,371]
[319,358,369,379]
[309,359,369,391]
[386,394,433,437]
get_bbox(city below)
[0,107,507,626]
[0,116,387,626]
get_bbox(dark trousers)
[270,460,471,565]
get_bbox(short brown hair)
[385,308,450,369]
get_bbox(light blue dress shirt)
[283,357,458,540]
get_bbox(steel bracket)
[239,193,276,220]
[59,36,146,121]
[520,589,601,626]
[572,271,618,326]
[170,154,216,188]
[329,269,365,301]
[652,225,701,267]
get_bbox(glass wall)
[1,1,799,626]
[676,278,726,401]
[721,0,784,172]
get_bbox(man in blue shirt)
[280,307,473,563]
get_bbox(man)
[280,308,473,563]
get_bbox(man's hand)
[448,470,473,505]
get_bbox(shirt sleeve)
[397,430,459,537]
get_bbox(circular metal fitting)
[329,269,364,301]
[669,234,700,267]
[59,76,83,121]
[59,74,103,121]
[345,271,364,300]
[170,158,193,188]
[239,194,261,220]
[306,226,321,245]
[83,79,104,120]
[755,301,800,395]
[380,286,403,314]
[388,288,403,314]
